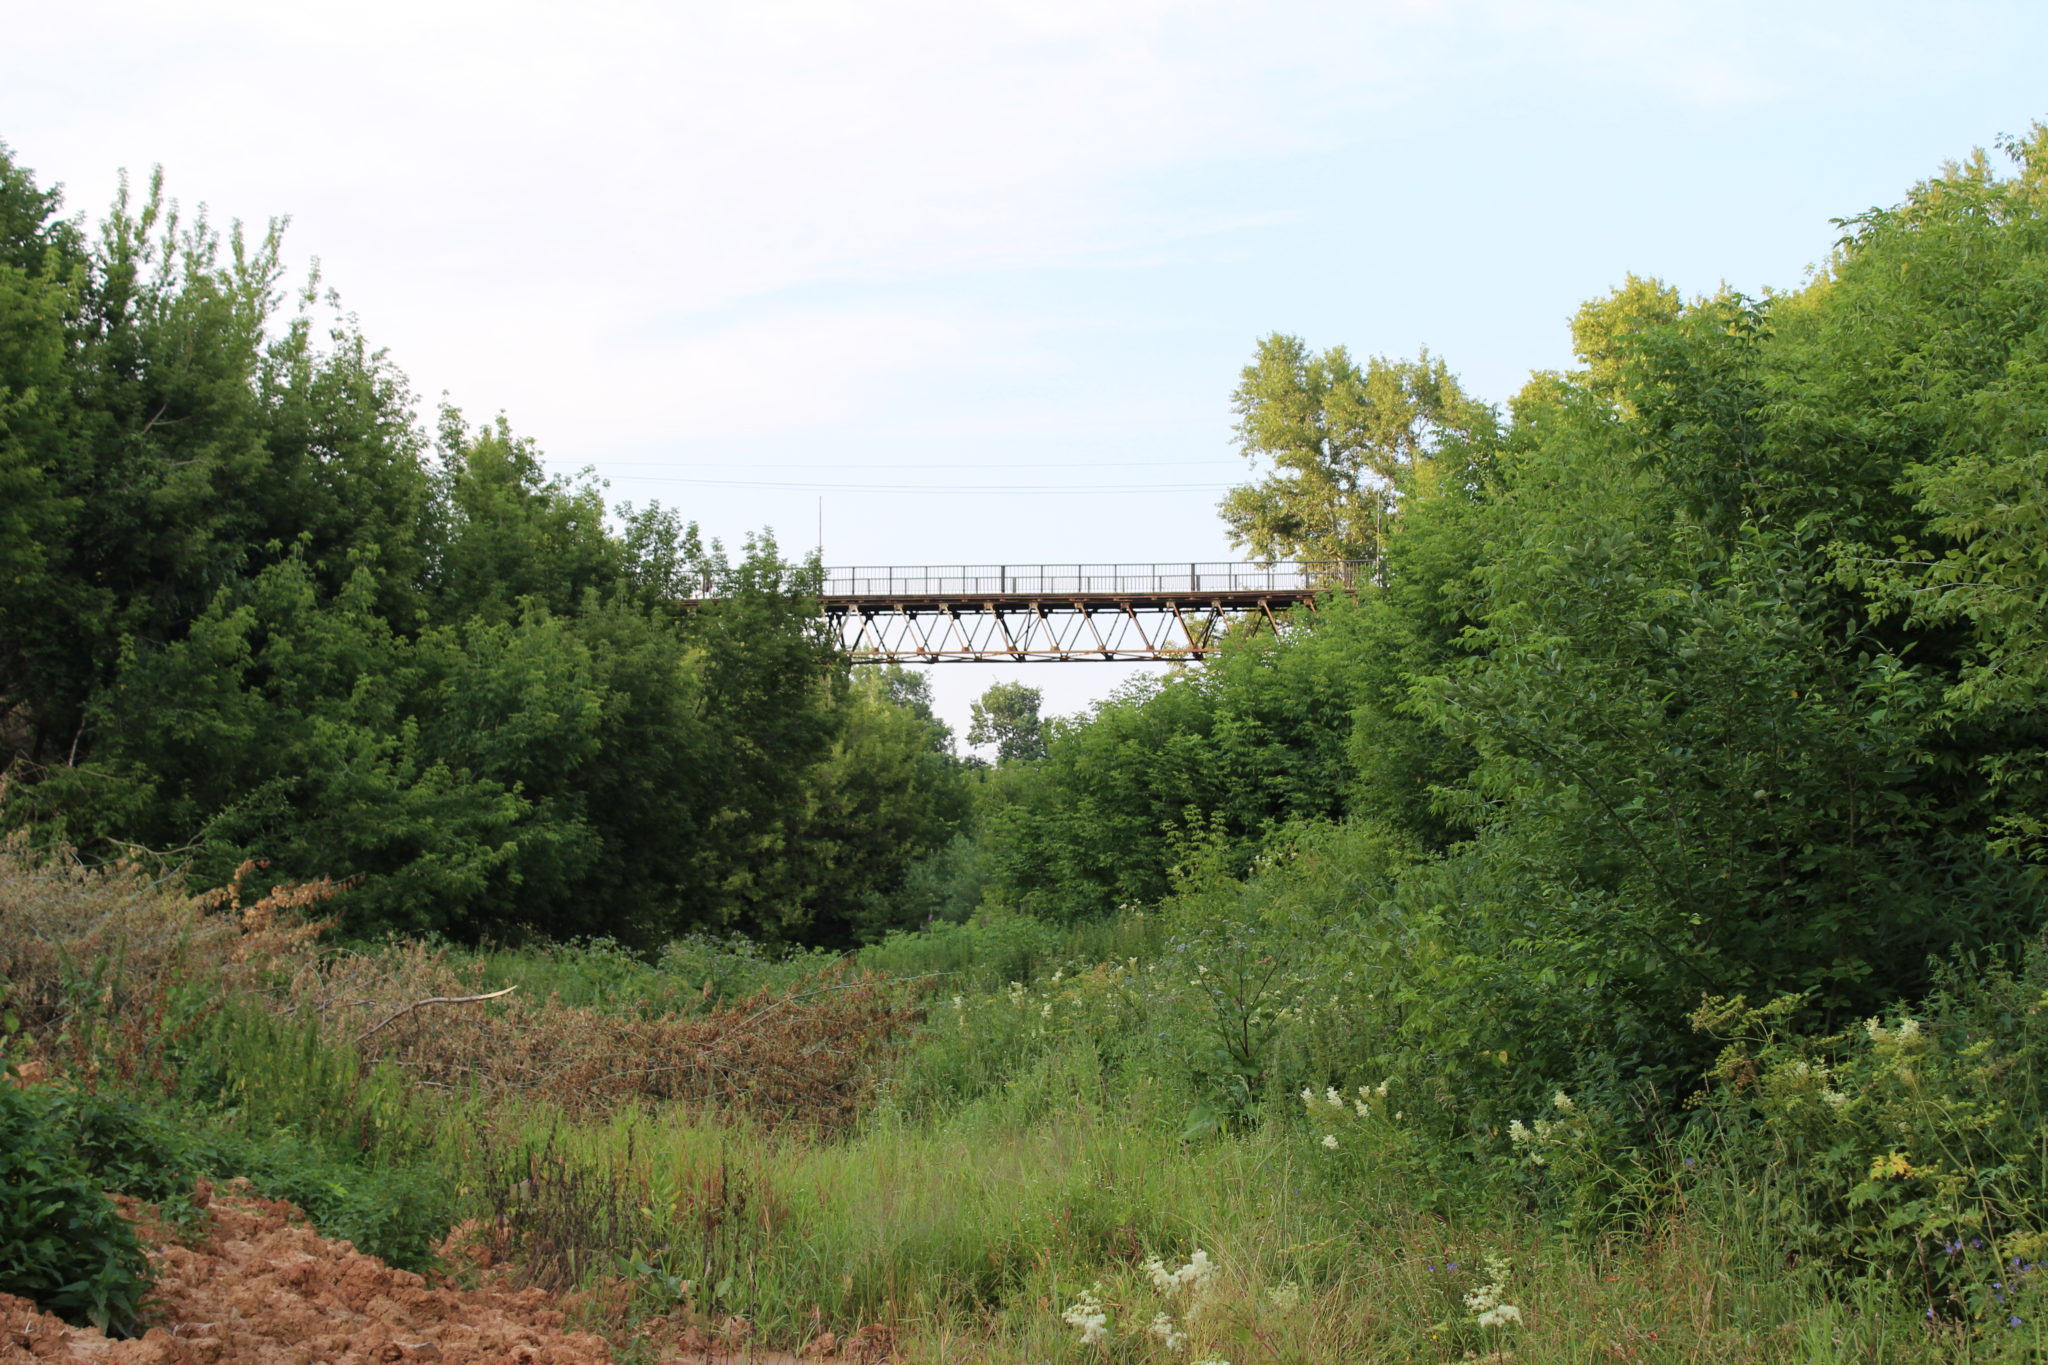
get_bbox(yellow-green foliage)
[1695,951,2048,1330]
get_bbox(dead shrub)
[313,957,916,1131]
[0,836,333,1083]
[1,833,914,1129]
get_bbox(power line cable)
[601,475,1236,493]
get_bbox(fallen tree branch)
[354,985,518,1044]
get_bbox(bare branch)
[354,985,518,1044]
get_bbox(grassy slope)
[3,846,2038,1361]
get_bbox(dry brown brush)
[0,838,334,1085]
[293,941,915,1129]
[0,835,915,1130]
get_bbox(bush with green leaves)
[1693,948,2048,1325]
[0,1081,152,1337]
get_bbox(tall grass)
[4,834,2036,1360]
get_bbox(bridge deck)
[808,562,1361,662]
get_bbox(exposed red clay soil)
[0,1183,852,1365]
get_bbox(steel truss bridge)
[816,562,1362,663]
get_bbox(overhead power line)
[605,475,1237,494]
[566,458,1243,471]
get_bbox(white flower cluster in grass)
[1779,1056,1855,1112]
[1138,1247,1223,1353]
[1462,1253,1523,1330]
[1145,1248,1218,1300]
[1146,1312,1189,1353]
[1507,1090,1585,1164]
[1302,1076,1407,1154]
[1062,1284,1109,1346]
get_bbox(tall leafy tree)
[1221,335,1495,565]
[967,680,1046,764]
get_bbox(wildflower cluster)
[1462,1254,1523,1330]
[1695,967,2048,1333]
[1504,1090,1583,1167]
[1300,1077,1394,1152]
[1141,1248,1219,1353]
[1062,1283,1110,1346]
[1145,1247,1219,1300]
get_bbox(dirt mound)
[0,1183,611,1364]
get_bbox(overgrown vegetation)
[2,128,2046,1359]
[0,139,972,944]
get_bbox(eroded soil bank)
[0,1184,847,1365]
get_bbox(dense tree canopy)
[977,129,2048,1102]
[0,143,968,947]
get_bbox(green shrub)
[211,1131,457,1271]
[0,1082,152,1336]
[1694,948,2048,1328]
[858,911,1067,988]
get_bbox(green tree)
[967,680,1047,764]
[427,409,621,622]
[795,667,974,944]
[0,142,87,767]
[1220,335,1495,565]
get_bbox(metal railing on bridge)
[820,561,1357,601]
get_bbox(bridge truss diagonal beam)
[830,598,1264,663]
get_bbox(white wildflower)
[1041,1002,1053,1019]
[1148,1250,1219,1302]
[1464,1254,1520,1329]
[1864,1017,1887,1043]
[1376,1079,1391,1098]
[1051,969,1063,983]
[1552,1090,1574,1113]
[1355,1099,1370,1119]
[1898,1016,1922,1042]
[1300,1086,1316,1106]
[1266,1282,1303,1311]
[1322,1134,1339,1150]
[1325,1086,1344,1108]
[1821,1088,1850,1110]
[1062,1286,1109,1346]
[1146,1312,1189,1352]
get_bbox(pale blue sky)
[8,0,2045,744]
